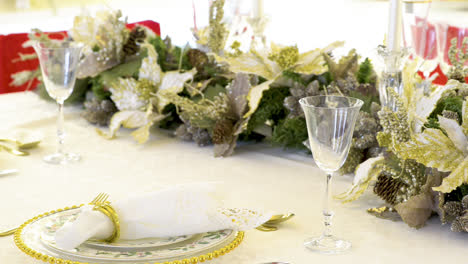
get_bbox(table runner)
[0,91,466,263]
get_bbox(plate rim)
[14,204,244,264]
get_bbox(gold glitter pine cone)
[374,174,404,205]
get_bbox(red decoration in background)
[0,20,160,94]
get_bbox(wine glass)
[33,41,83,165]
[299,96,363,254]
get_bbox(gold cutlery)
[0,227,17,237]
[256,213,295,232]
[0,143,29,156]
[0,169,18,176]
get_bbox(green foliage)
[348,90,379,114]
[272,116,309,150]
[36,78,89,105]
[445,184,468,202]
[158,104,182,130]
[90,77,111,101]
[356,58,374,84]
[425,96,464,128]
[246,86,290,134]
[100,58,142,85]
[148,36,192,72]
[282,70,306,86]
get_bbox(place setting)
[1,0,468,263]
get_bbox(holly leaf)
[395,128,464,172]
[433,156,468,193]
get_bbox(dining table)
[0,91,467,264]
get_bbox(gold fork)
[0,193,109,237]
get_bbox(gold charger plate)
[14,205,244,264]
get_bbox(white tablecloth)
[0,91,467,264]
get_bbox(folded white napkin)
[55,184,272,250]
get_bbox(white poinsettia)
[101,44,197,143]
[110,78,149,111]
[395,99,468,193]
[216,41,344,118]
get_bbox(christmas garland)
[10,6,468,233]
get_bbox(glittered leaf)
[394,172,442,228]
[159,68,197,92]
[438,116,468,155]
[433,156,468,193]
[462,99,468,136]
[395,128,464,172]
[243,79,275,119]
[367,206,401,222]
[97,110,148,139]
[155,68,197,112]
[215,52,279,80]
[139,43,162,85]
[130,112,168,144]
[213,136,238,157]
[293,41,344,75]
[227,73,251,119]
[335,156,384,203]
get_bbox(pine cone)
[451,216,468,232]
[82,99,118,126]
[187,49,209,72]
[123,26,146,57]
[443,201,464,217]
[462,195,468,210]
[212,119,234,144]
[175,124,193,141]
[190,127,211,146]
[442,110,460,123]
[374,174,405,205]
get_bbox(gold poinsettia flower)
[215,41,344,118]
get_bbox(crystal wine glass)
[33,41,83,165]
[300,96,363,254]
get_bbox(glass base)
[43,152,81,165]
[304,235,351,254]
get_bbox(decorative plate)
[15,205,244,264]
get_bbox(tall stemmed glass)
[33,41,83,165]
[300,96,363,254]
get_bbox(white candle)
[253,0,264,18]
[387,0,402,52]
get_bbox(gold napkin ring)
[92,202,121,243]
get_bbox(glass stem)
[57,102,65,155]
[322,173,334,237]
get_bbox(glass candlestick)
[247,16,269,51]
[377,45,409,111]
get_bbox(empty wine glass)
[33,41,83,165]
[300,96,363,254]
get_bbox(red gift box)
[0,20,160,94]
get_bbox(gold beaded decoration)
[13,205,244,264]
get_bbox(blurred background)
[0,0,467,59]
